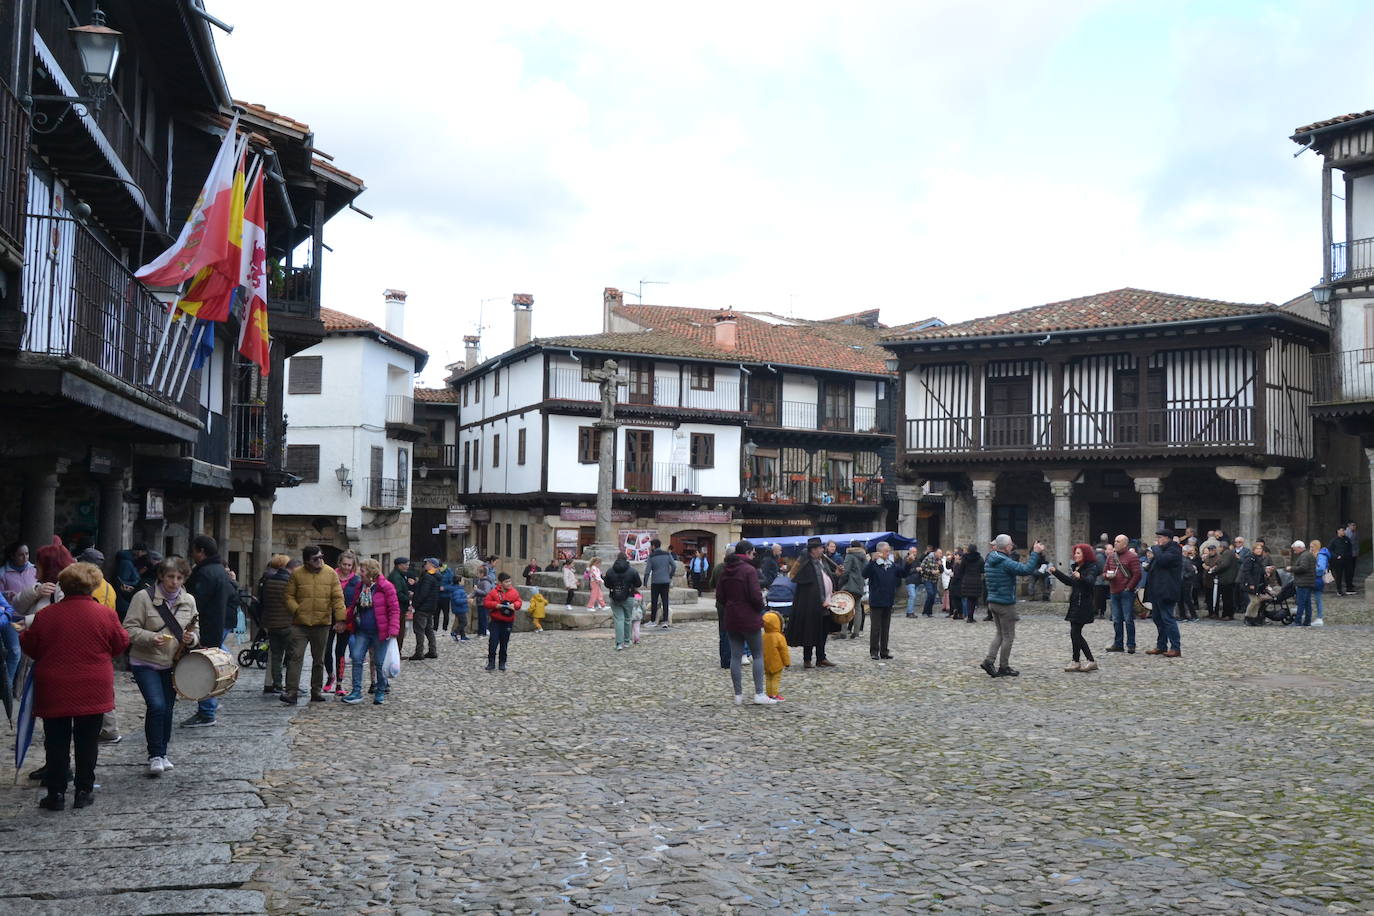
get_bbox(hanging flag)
[135,113,242,288]
[237,168,271,374]
[190,320,216,370]
[176,141,248,322]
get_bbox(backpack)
[610,578,632,603]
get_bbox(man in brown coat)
[281,545,345,705]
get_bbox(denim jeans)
[922,581,938,615]
[349,631,388,696]
[727,630,765,696]
[905,583,917,616]
[1295,587,1313,626]
[962,596,976,620]
[1151,600,1180,652]
[198,636,224,720]
[611,599,633,646]
[1109,591,1136,649]
[0,620,20,688]
[1313,586,1324,621]
[131,665,176,759]
[487,620,513,666]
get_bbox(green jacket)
[388,567,412,608]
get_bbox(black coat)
[862,556,907,608]
[1145,540,1183,605]
[1051,560,1099,624]
[412,570,440,613]
[784,555,830,647]
[955,551,985,599]
[186,555,236,649]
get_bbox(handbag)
[1323,570,1336,585]
[381,637,401,679]
[1133,594,1152,619]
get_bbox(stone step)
[523,604,718,631]
[5,888,268,916]
[529,568,690,591]
[513,584,700,606]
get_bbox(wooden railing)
[1313,349,1374,404]
[906,407,1255,453]
[548,368,742,412]
[269,265,315,318]
[0,79,26,252]
[746,476,882,505]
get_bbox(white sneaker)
[160,756,174,770]
[1063,661,1082,672]
[753,693,778,705]
[742,655,752,665]
[147,757,164,777]
[1312,618,1324,627]
[565,604,571,610]
[1080,660,1099,672]
[734,694,744,705]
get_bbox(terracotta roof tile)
[312,157,365,189]
[235,101,310,135]
[883,288,1275,342]
[1292,109,1374,136]
[414,387,458,403]
[320,306,428,365]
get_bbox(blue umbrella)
[12,661,34,784]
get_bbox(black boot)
[38,793,65,811]
[73,790,95,809]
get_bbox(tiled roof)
[312,157,365,189]
[1292,109,1374,136]
[554,305,896,374]
[320,307,428,367]
[414,387,458,403]
[883,288,1275,342]
[235,101,310,135]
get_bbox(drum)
[173,647,240,700]
[826,591,856,625]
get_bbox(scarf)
[158,584,183,606]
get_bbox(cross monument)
[583,359,629,564]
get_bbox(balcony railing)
[0,79,26,252]
[34,3,165,217]
[746,476,883,506]
[617,461,699,494]
[363,477,407,509]
[22,212,195,411]
[853,405,878,432]
[907,407,1255,453]
[386,395,415,425]
[415,442,458,468]
[194,409,229,466]
[269,265,315,318]
[1313,349,1374,404]
[1332,237,1374,282]
[547,368,742,412]
[231,401,269,462]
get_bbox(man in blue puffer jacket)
[980,533,1044,679]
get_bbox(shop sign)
[555,528,580,561]
[656,509,731,524]
[471,509,491,522]
[447,506,470,532]
[89,448,113,475]
[145,489,164,521]
[620,529,657,561]
[560,507,634,522]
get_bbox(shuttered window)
[288,356,322,394]
[517,428,527,465]
[286,444,320,482]
[689,433,715,468]
[493,434,501,467]
[578,426,600,463]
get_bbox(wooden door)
[624,429,654,491]
[985,377,1030,447]
[748,375,780,425]
[369,446,384,504]
[627,360,654,405]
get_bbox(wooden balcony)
[748,400,890,435]
[548,368,743,414]
[745,475,883,506]
[0,79,25,260]
[385,395,425,441]
[1312,348,1374,407]
[616,461,700,495]
[905,406,1255,458]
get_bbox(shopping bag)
[382,637,401,679]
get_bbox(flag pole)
[175,317,211,402]
[146,303,178,386]
[159,314,195,393]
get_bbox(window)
[475,377,482,403]
[285,444,319,483]
[578,426,601,463]
[985,376,1031,448]
[581,362,597,382]
[464,440,471,471]
[689,432,715,468]
[690,365,715,390]
[626,359,654,404]
[517,428,527,465]
[494,371,501,397]
[1112,368,1166,444]
[287,356,322,394]
[493,433,501,467]
[505,523,513,557]
[462,385,469,407]
[829,457,853,492]
[397,449,409,485]
[822,381,853,431]
[519,524,528,560]
[992,504,1029,552]
[472,438,482,470]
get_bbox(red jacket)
[20,594,130,719]
[483,584,522,623]
[1106,548,1142,594]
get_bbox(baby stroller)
[237,588,269,668]
[1245,572,1295,626]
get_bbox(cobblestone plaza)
[4,609,1372,915]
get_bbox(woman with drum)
[785,537,838,668]
[124,556,199,777]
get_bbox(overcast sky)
[214,0,1374,385]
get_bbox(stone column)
[586,418,621,564]
[1364,448,1374,594]
[1133,477,1163,538]
[190,503,207,539]
[21,464,59,550]
[214,500,232,555]
[1048,479,1073,567]
[896,484,920,540]
[251,494,275,590]
[1235,479,1264,542]
[971,478,996,551]
[98,473,125,566]
[943,488,960,549]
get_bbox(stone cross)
[583,359,629,563]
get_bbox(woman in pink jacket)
[341,558,401,706]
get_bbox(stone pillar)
[214,500,232,555]
[1133,477,1163,539]
[190,503,207,539]
[1235,479,1264,542]
[97,473,125,566]
[21,464,59,551]
[943,488,959,550]
[1048,479,1073,567]
[1364,448,1374,595]
[585,419,621,564]
[251,494,275,590]
[971,478,996,551]
[896,484,920,540]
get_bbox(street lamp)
[1312,284,1333,313]
[884,357,900,373]
[24,7,124,132]
[335,464,352,496]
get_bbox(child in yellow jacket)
[762,611,790,701]
[529,589,548,633]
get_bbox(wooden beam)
[1322,162,1333,281]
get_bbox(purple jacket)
[2,562,35,601]
[717,554,764,634]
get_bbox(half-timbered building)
[885,288,1328,567]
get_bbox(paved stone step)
[0,863,259,901]
[532,605,717,630]
[0,888,267,916]
[7,808,281,850]
[8,841,232,868]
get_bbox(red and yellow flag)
[236,168,270,374]
[176,142,247,322]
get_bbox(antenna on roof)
[623,279,668,303]
[471,296,502,359]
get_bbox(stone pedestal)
[1235,479,1264,542]
[896,484,920,540]
[971,478,996,551]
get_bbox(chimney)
[603,287,623,333]
[712,307,738,351]
[383,289,407,337]
[512,293,533,347]
[463,334,481,370]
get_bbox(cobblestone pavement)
[5,607,1374,915]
